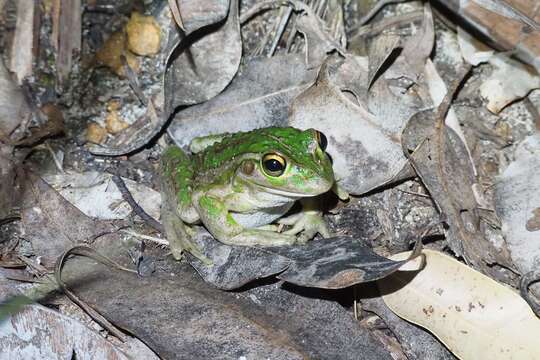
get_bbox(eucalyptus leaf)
[289,56,413,195]
[187,230,420,290]
[0,304,133,360]
[168,54,315,147]
[58,239,394,359]
[379,250,540,360]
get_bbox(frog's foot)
[256,224,280,232]
[226,229,297,246]
[162,210,213,265]
[278,210,330,243]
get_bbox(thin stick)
[120,55,147,107]
[120,229,169,246]
[111,175,164,233]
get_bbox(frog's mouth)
[258,179,334,198]
[262,186,315,198]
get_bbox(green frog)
[160,127,347,265]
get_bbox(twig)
[168,0,185,30]
[120,229,169,247]
[240,0,313,25]
[396,189,430,198]
[45,142,64,173]
[350,11,423,39]
[268,5,293,56]
[120,55,147,107]
[111,175,164,233]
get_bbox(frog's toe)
[277,213,302,226]
[170,246,184,261]
[282,211,330,240]
[256,224,280,232]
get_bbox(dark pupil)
[318,132,328,151]
[264,159,283,172]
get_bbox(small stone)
[86,122,107,144]
[95,31,140,77]
[126,12,161,56]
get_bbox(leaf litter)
[1,0,540,358]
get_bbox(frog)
[159,126,348,265]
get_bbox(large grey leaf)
[187,230,418,290]
[0,303,132,360]
[168,54,316,147]
[289,56,413,195]
[0,60,31,136]
[173,0,229,35]
[59,239,393,360]
[0,149,17,221]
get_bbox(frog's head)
[237,127,334,197]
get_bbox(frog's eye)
[315,131,328,151]
[262,153,286,177]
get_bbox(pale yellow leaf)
[378,249,540,360]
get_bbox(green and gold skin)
[160,127,346,264]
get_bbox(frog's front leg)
[278,197,330,243]
[160,146,212,265]
[197,195,297,246]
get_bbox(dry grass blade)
[54,245,137,341]
[168,0,185,30]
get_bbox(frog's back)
[195,127,312,172]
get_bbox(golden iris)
[262,153,286,177]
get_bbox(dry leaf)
[20,171,118,263]
[378,249,540,360]
[361,297,455,360]
[480,54,540,114]
[496,134,540,287]
[57,239,394,359]
[6,0,35,83]
[0,303,131,359]
[401,65,512,272]
[43,171,161,221]
[52,0,81,87]
[293,0,345,69]
[289,56,412,195]
[0,149,18,221]
[188,230,419,290]
[172,0,229,35]
[457,27,494,66]
[168,54,316,147]
[0,60,32,137]
[385,3,435,82]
